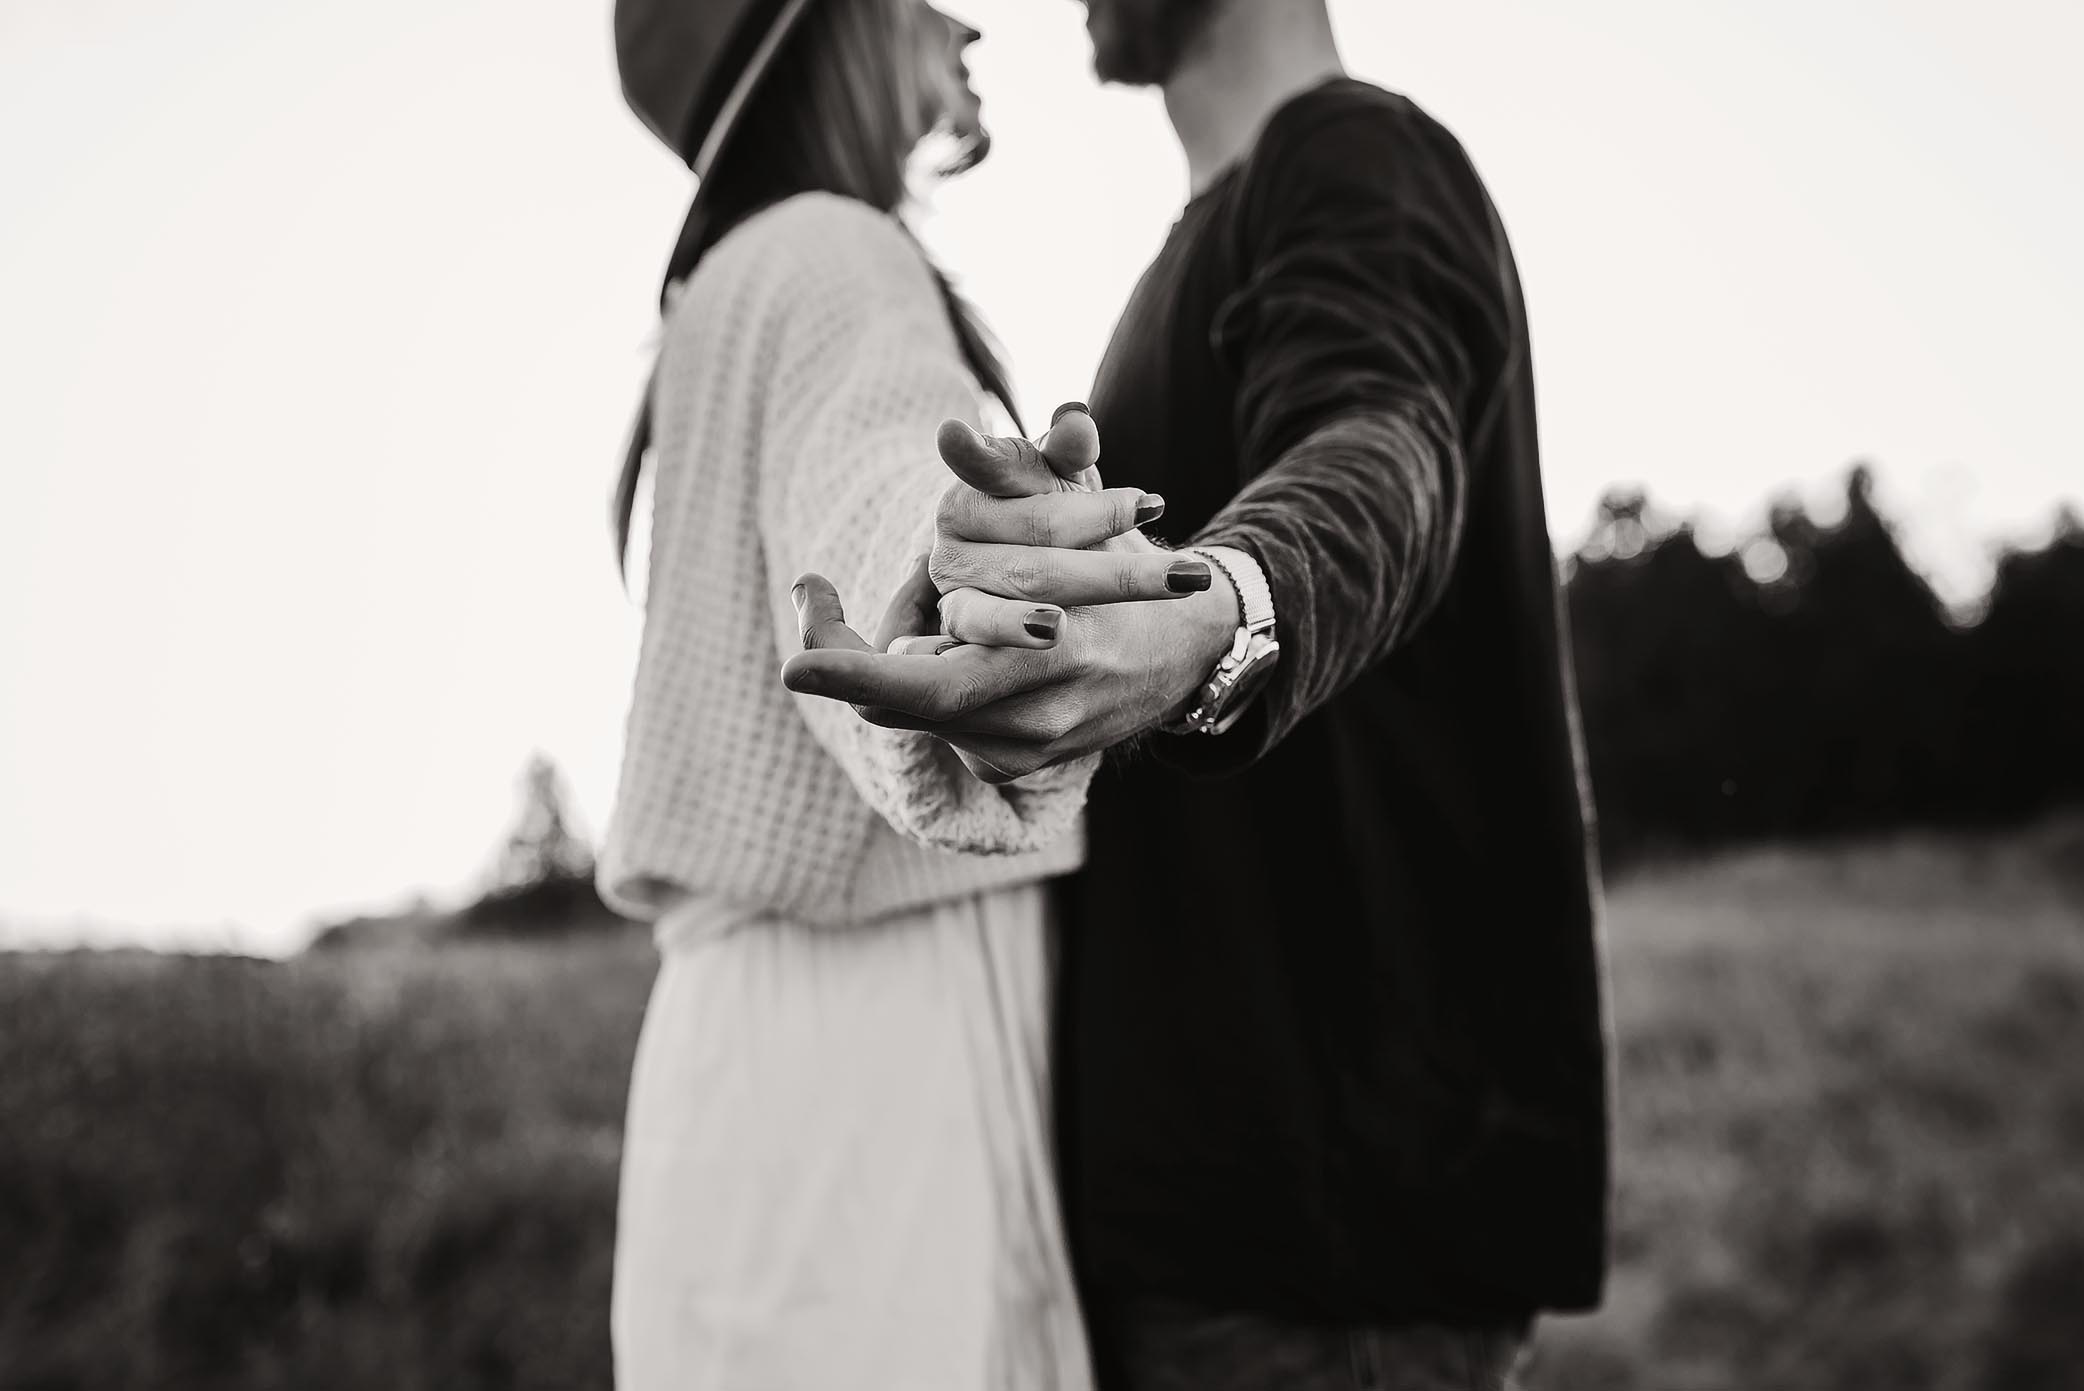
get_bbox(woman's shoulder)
[747,189,913,247]
[696,192,936,312]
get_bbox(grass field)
[3,822,2082,1390]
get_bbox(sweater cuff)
[863,725,1095,856]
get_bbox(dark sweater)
[1060,80,1610,1323]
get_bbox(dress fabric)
[613,891,1091,1391]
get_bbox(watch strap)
[1183,545,1275,635]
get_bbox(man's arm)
[1171,100,1514,767]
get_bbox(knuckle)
[1003,555,1049,596]
[937,589,985,638]
[934,482,966,531]
[1115,557,1145,601]
[1111,490,1138,535]
[1024,504,1056,550]
[927,542,973,593]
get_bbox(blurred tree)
[452,756,624,939]
[1565,467,2084,868]
[489,755,594,894]
[309,758,622,950]
[1959,511,2084,821]
[1753,465,1959,834]
[1569,490,1769,861]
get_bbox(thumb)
[871,553,942,651]
[788,573,873,653]
[1036,402,1101,482]
[936,417,1058,499]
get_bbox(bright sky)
[3,0,2079,953]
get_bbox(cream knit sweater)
[598,193,1091,924]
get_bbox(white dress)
[612,890,1092,1391]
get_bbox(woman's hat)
[615,0,820,178]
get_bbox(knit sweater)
[598,193,1090,925]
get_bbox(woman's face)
[910,3,986,159]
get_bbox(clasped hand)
[782,406,1238,783]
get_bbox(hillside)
[3,822,2081,1390]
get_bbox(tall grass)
[2,823,2081,1390]
[0,933,654,1390]
[1536,819,2084,1390]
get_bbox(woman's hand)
[875,403,1205,656]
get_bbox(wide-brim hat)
[615,0,820,178]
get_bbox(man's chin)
[1083,2,1198,88]
[1088,33,1157,86]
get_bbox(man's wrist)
[1163,543,1280,736]
[1192,546,1272,629]
[1160,564,1243,725]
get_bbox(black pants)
[1091,1296,1531,1391]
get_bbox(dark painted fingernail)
[1166,560,1212,593]
[1135,494,1165,526]
[1023,609,1060,640]
[1051,401,1091,426]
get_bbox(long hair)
[613,0,1022,577]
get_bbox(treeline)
[1566,465,2084,866]
[320,471,2081,951]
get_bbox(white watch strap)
[1188,545,1276,635]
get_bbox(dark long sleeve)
[1180,104,1520,767]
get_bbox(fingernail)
[1051,401,1091,426]
[1023,609,1060,640]
[932,637,962,655]
[1135,494,1165,526]
[790,582,806,608]
[1166,560,1212,593]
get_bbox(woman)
[600,2,1182,1386]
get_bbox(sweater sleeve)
[1164,96,1518,773]
[748,196,1093,855]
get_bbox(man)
[786,0,1609,1384]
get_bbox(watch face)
[1223,637,1281,708]
[1225,654,1275,709]
[1190,634,1279,736]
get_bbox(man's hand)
[919,406,1213,651]
[783,405,1241,782]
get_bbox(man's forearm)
[1187,406,1466,763]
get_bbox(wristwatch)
[1168,545,1280,737]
